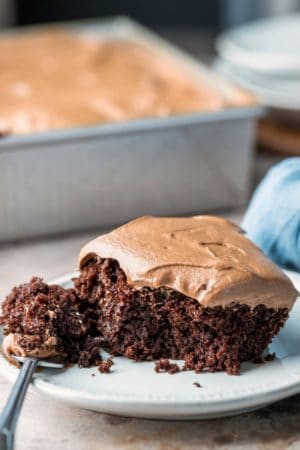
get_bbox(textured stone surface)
[1,215,300,450]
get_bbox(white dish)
[216,14,300,74]
[1,271,300,420]
[214,58,300,111]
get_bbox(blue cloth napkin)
[243,158,300,272]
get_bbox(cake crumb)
[91,373,95,377]
[193,382,201,388]
[252,356,264,364]
[253,352,276,365]
[264,352,275,361]
[98,358,114,374]
[154,359,180,374]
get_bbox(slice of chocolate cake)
[75,216,298,374]
[0,216,298,375]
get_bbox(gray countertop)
[1,212,300,450]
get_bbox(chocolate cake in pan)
[0,29,252,136]
[0,18,260,242]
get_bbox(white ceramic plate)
[214,58,300,111]
[216,14,300,74]
[1,271,300,420]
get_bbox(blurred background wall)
[1,0,300,28]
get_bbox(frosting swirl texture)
[79,216,298,309]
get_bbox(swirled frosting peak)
[79,216,298,309]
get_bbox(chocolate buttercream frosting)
[79,216,298,309]
[0,29,254,135]
[2,333,63,365]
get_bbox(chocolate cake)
[0,29,253,136]
[0,277,81,362]
[0,216,298,375]
[0,277,106,367]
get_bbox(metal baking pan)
[0,17,262,242]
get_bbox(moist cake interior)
[0,257,289,375]
[74,258,289,375]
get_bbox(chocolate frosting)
[79,216,298,309]
[2,333,63,365]
[0,29,254,135]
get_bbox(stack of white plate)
[216,14,300,115]
[215,14,300,161]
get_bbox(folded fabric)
[243,158,300,272]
